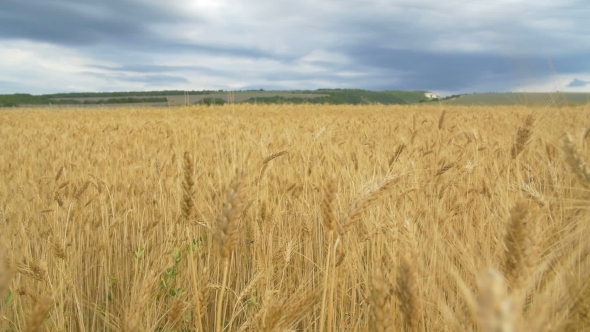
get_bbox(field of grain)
[1,104,590,331]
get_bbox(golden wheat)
[0,104,588,331]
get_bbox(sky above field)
[1,0,589,95]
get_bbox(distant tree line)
[0,89,435,107]
[46,91,218,98]
[72,97,168,104]
[0,94,166,107]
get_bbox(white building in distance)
[424,92,440,99]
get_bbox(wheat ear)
[340,176,397,235]
[438,109,446,130]
[389,143,406,167]
[167,297,186,330]
[257,149,288,184]
[370,269,392,332]
[54,166,64,182]
[503,201,538,293]
[563,133,590,186]
[396,255,421,332]
[477,269,514,332]
[511,114,534,159]
[74,180,90,200]
[264,298,286,332]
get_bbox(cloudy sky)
[1,0,589,95]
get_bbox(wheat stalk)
[182,151,195,222]
[125,273,156,332]
[319,173,337,332]
[280,289,322,329]
[186,227,206,332]
[0,241,13,305]
[215,170,244,332]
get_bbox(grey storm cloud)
[0,0,589,94]
[83,72,190,85]
[0,0,282,59]
[339,44,590,91]
[0,0,171,45]
[568,79,590,87]
[91,64,225,75]
[90,51,402,91]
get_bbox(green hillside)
[440,92,590,106]
[244,89,427,105]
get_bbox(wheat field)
[1,104,590,331]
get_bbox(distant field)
[441,92,590,106]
